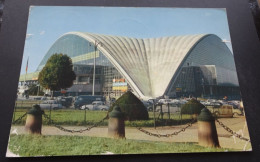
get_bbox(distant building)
[20,32,240,100]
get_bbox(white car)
[39,100,63,110]
[156,104,181,113]
[171,99,179,104]
[80,101,109,111]
[158,99,172,104]
[178,99,188,105]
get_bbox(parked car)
[227,101,240,109]
[155,103,181,113]
[142,101,153,111]
[209,102,223,108]
[80,101,109,111]
[207,99,217,103]
[178,99,188,105]
[74,95,106,109]
[57,96,73,108]
[39,100,63,110]
[158,99,172,104]
[33,97,42,100]
[199,100,207,105]
[207,105,243,118]
[41,96,47,100]
[171,99,180,104]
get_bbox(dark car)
[227,101,239,109]
[57,96,73,108]
[142,101,153,111]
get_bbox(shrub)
[109,91,149,121]
[181,98,205,115]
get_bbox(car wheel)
[233,112,239,117]
[101,108,106,111]
[53,107,58,110]
[85,107,89,110]
[80,106,84,110]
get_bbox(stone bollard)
[197,108,220,148]
[108,105,125,138]
[25,104,44,134]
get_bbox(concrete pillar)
[197,108,220,148]
[108,105,125,138]
[25,104,44,134]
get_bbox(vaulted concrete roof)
[59,32,210,99]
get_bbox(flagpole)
[24,57,29,86]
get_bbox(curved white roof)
[61,32,210,99]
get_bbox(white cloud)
[40,30,45,35]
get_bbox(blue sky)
[22,6,233,74]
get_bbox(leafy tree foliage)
[27,84,44,96]
[109,91,149,121]
[181,98,205,115]
[38,54,76,95]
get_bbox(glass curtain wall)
[37,34,130,98]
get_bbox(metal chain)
[43,113,108,133]
[12,112,27,124]
[136,119,196,138]
[215,118,251,142]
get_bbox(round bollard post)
[108,105,125,138]
[25,104,44,134]
[197,108,220,148]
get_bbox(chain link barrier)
[12,112,27,124]
[215,118,251,142]
[43,113,108,133]
[136,119,196,138]
[12,107,250,142]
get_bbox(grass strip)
[12,109,193,127]
[8,134,231,156]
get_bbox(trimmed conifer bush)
[181,98,205,115]
[109,91,149,121]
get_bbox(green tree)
[181,98,205,115]
[109,91,149,121]
[38,53,76,97]
[27,84,44,96]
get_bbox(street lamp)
[89,40,102,96]
[37,84,40,97]
[201,78,205,98]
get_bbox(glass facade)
[168,35,240,99]
[37,34,130,98]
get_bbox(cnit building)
[20,32,241,100]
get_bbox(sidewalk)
[9,117,252,151]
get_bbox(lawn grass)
[12,109,193,127]
[8,134,231,156]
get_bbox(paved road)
[9,116,251,151]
